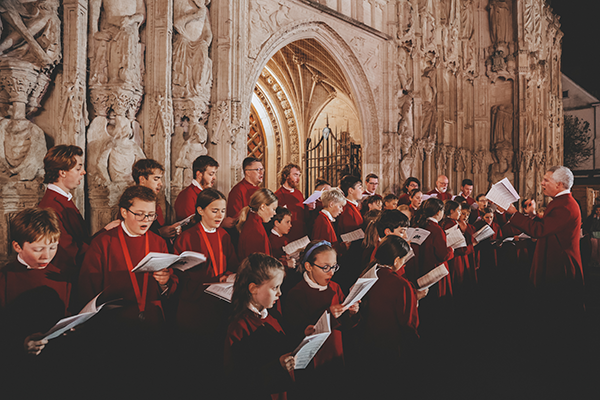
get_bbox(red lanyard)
[198,226,224,277]
[118,228,149,315]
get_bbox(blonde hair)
[321,188,347,208]
[236,188,278,232]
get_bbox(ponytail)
[236,188,278,232]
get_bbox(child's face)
[348,183,364,201]
[327,201,344,218]
[483,213,494,225]
[449,207,461,221]
[258,201,278,223]
[368,200,382,211]
[459,208,470,222]
[198,199,226,229]
[305,250,337,287]
[410,192,423,208]
[121,198,156,236]
[250,269,284,311]
[139,169,163,195]
[384,200,398,210]
[386,226,408,241]
[13,238,58,269]
[62,155,86,190]
[274,215,292,235]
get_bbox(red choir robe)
[468,208,485,225]
[360,266,419,361]
[500,217,535,278]
[226,179,259,219]
[474,219,501,271]
[312,211,339,249]
[306,199,324,236]
[156,204,165,227]
[458,193,476,206]
[275,186,307,242]
[174,182,202,221]
[224,309,293,399]
[337,201,363,236]
[426,188,453,201]
[38,189,90,279]
[238,211,271,261]
[397,193,411,206]
[415,219,454,298]
[78,225,174,326]
[269,230,289,263]
[508,194,584,296]
[440,218,475,291]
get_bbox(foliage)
[563,114,593,169]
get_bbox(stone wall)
[0,0,562,264]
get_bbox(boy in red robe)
[38,145,90,281]
[312,188,346,251]
[173,155,219,221]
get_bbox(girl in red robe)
[236,189,278,261]
[283,241,359,398]
[225,253,303,400]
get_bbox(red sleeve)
[432,225,453,263]
[174,186,198,221]
[395,279,419,334]
[226,184,244,218]
[222,232,240,272]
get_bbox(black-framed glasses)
[310,262,340,273]
[127,209,157,221]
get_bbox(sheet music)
[486,177,520,210]
[445,225,467,249]
[204,283,234,302]
[404,247,415,263]
[132,251,207,273]
[417,264,449,291]
[406,227,430,245]
[303,191,323,204]
[292,311,331,369]
[421,194,433,201]
[473,225,494,244]
[517,232,531,239]
[176,214,195,227]
[282,236,311,256]
[341,265,378,311]
[340,228,365,243]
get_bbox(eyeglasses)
[245,168,264,172]
[310,262,340,273]
[127,209,157,221]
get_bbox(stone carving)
[396,0,413,39]
[421,52,437,139]
[491,104,513,145]
[418,0,436,50]
[489,105,514,185]
[489,0,512,49]
[0,0,61,182]
[460,0,474,40]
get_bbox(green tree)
[563,114,593,169]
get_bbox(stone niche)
[0,0,562,264]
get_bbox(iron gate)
[305,127,361,194]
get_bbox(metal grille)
[305,127,361,194]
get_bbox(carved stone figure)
[0,118,45,181]
[174,118,208,186]
[489,141,514,185]
[460,0,474,39]
[491,104,513,145]
[489,0,512,47]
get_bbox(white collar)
[248,303,268,319]
[458,192,471,199]
[427,217,439,224]
[48,184,73,201]
[303,272,328,291]
[282,184,294,193]
[17,254,43,270]
[271,229,282,237]
[555,189,570,198]
[347,198,358,207]
[436,188,447,194]
[201,221,216,233]
[121,221,142,237]
[321,209,335,222]
[192,179,203,190]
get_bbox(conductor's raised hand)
[153,268,172,285]
[24,333,47,356]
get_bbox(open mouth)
[38,263,49,268]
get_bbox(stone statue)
[489,141,514,185]
[174,119,208,186]
[489,0,512,47]
[460,0,474,40]
[0,118,46,181]
[491,104,513,145]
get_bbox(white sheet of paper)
[421,194,433,201]
[225,273,236,283]
[445,225,467,249]
[404,247,415,263]
[406,227,431,245]
[132,251,207,273]
[204,282,234,302]
[176,214,195,227]
[517,232,531,239]
[303,191,323,204]
[340,228,365,243]
[486,177,520,210]
[292,311,331,369]
[417,264,449,291]
[503,237,515,243]
[473,225,495,244]
[341,265,378,310]
[282,236,311,256]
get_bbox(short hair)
[321,188,347,208]
[482,207,494,215]
[521,197,533,210]
[132,159,164,184]
[402,177,421,194]
[11,208,61,247]
[272,206,292,224]
[279,163,301,186]
[373,235,411,268]
[454,196,467,203]
[242,157,261,171]
[315,178,330,190]
[340,175,362,196]
[43,145,83,184]
[476,193,487,201]
[548,166,574,190]
[363,194,383,209]
[461,179,474,187]
[365,173,379,183]
[195,188,227,222]
[193,155,219,178]
[118,186,157,218]
[375,209,409,237]
[383,193,399,203]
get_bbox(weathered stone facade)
[0,0,562,263]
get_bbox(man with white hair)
[503,166,584,314]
